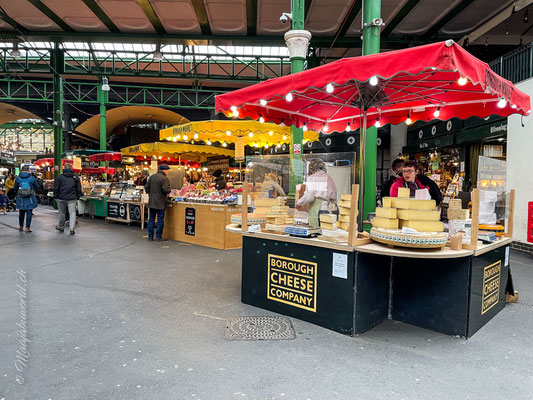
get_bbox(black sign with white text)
[185,207,195,236]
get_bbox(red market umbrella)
[215,40,531,226]
[89,152,122,162]
[216,40,530,132]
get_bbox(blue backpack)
[18,177,35,198]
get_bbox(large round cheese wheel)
[370,228,448,248]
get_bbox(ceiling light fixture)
[11,42,21,58]
[153,43,163,61]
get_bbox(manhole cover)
[225,316,296,340]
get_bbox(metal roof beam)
[381,0,422,37]
[338,0,362,38]
[136,0,166,35]
[0,6,27,33]
[81,0,120,33]
[191,0,211,36]
[27,0,74,32]
[423,0,475,38]
[246,0,257,36]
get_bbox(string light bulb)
[302,123,308,132]
[285,93,293,102]
[249,132,254,137]
[183,135,188,140]
[497,98,506,108]
[369,76,379,86]
[322,123,329,133]
[232,109,239,117]
[375,120,381,128]
[222,141,227,147]
[326,83,334,93]
[282,135,287,141]
[259,115,265,123]
[346,123,351,132]
[206,140,212,145]
[260,99,267,106]
[193,133,199,139]
[269,131,273,136]
[433,108,441,118]
[226,130,231,136]
[276,143,281,148]
[172,137,177,142]
[405,117,413,125]
[457,77,468,86]
[231,106,237,111]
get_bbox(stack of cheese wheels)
[320,213,337,231]
[337,193,357,231]
[254,197,286,214]
[374,187,444,232]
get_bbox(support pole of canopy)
[286,0,311,204]
[359,0,381,229]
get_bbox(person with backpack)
[54,163,82,235]
[14,166,40,232]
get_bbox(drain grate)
[517,301,533,309]
[225,316,296,340]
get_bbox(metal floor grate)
[225,316,296,340]
[517,301,533,309]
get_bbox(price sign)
[185,207,196,236]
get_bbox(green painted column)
[52,48,64,178]
[97,82,108,151]
[287,0,308,201]
[359,0,381,228]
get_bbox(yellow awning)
[159,120,319,147]
[121,142,234,162]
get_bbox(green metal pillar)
[360,0,381,228]
[52,47,64,178]
[288,0,307,201]
[97,83,108,151]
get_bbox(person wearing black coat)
[212,169,227,191]
[145,164,171,241]
[380,158,442,205]
[54,163,82,234]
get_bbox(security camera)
[279,12,292,24]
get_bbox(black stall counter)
[239,230,512,338]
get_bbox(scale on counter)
[284,225,321,238]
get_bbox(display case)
[108,182,127,199]
[120,184,143,202]
[90,182,111,197]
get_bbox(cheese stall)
[216,41,531,337]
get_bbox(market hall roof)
[0,0,531,53]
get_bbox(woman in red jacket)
[390,160,428,197]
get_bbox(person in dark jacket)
[145,164,171,241]
[54,163,82,234]
[212,169,227,191]
[14,166,40,232]
[380,158,442,205]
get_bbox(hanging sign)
[235,137,245,162]
[185,207,196,236]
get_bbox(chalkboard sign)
[185,207,195,236]
[108,201,127,220]
[128,203,142,222]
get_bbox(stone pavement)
[0,206,532,400]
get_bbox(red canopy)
[216,40,531,133]
[89,152,122,162]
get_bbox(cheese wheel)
[372,217,399,229]
[320,214,338,223]
[390,198,436,210]
[376,207,397,218]
[397,209,440,221]
[397,187,410,198]
[400,220,444,232]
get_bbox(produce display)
[170,184,238,204]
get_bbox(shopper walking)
[14,166,40,232]
[145,164,171,241]
[54,163,82,235]
[0,189,8,214]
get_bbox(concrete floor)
[0,206,532,400]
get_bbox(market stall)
[121,141,242,249]
[216,40,530,337]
